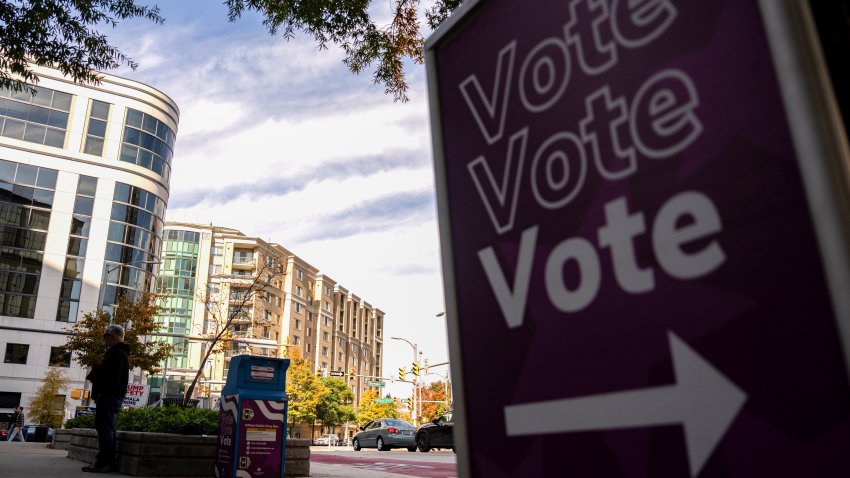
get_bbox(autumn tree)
[315,377,355,431]
[285,347,328,437]
[182,255,285,407]
[355,389,400,425]
[64,293,173,374]
[418,380,449,422]
[0,0,163,93]
[28,368,70,428]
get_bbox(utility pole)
[391,336,419,426]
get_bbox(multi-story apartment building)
[0,65,178,419]
[155,223,385,425]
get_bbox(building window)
[295,285,303,297]
[325,286,331,296]
[233,250,252,265]
[0,160,57,319]
[338,352,343,362]
[322,331,329,341]
[293,336,300,345]
[324,317,331,327]
[104,183,166,309]
[83,100,110,156]
[307,328,311,337]
[0,392,21,408]
[58,175,98,322]
[0,85,71,148]
[295,303,302,313]
[324,301,330,311]
[4,343,28,364]
[296,269,304,281]
[306,343,311,353]
[322,346,328,357]
[49,347,71,367]
[119,108,175,181]
[295,319,301,330]
[209,264,219,275]
[211,246,223,256]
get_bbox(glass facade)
[0,159,57,318]
[154,229,200,396]
[101,182,165,308]
[119,108,175,182]
[57,176,97,322]
[0,85,71,148]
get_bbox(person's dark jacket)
[10,411,23,428]
[89,342,130,401]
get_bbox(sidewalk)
[0,441,406,478]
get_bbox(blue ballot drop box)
[215,355,289,478]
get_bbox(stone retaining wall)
[52,428,72,450]
[66,429,310,476]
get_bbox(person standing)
[82,324,130,473]
[6,406,25,442]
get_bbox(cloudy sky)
[107,2,451,397]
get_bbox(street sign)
[328,371,344,377]
[367,381,386,387]
[427,0,850,477]
[375,398,393,403]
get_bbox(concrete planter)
[52,428,73,450]
[66,429,310,476]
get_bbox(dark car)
[414,411,455,453]
[352,418,416,452]
[0,412,11,441]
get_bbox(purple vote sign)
[427,0,850,477]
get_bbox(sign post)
[426,0,850,476]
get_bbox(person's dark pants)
[94,396,124,467]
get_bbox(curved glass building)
[0,65,178,418]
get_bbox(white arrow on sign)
[504,332,746,477]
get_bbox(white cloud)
[111,2,452,389]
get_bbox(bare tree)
[181,254,286,407]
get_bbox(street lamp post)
[435,312,452,407]
[391,336,420,426]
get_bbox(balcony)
[232,257,255,269]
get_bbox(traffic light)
[349,368,355,381]
[407,397,414,409]
[424,359,429,376]
[70,389,89,400]
[411,362,420,377]
[398,367,406,382]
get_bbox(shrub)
[64,413,95,429]
[64,405,218,435]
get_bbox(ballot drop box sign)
[426,0,850,476]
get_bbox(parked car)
[313,434,340,446]
[0,412,11,441]
[414,411,455,453]
[352,418,416,452]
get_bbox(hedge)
[64,406,219,435]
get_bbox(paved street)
[0,441,457,478]
[310,447,457,478]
